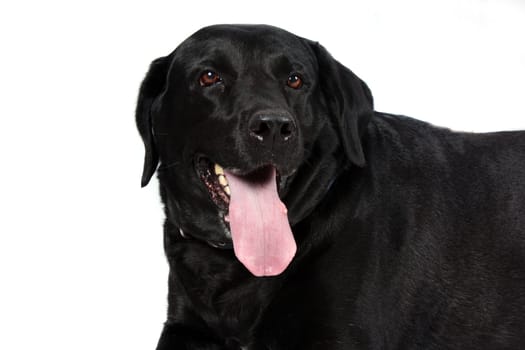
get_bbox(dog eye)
[286,73,303,89]
[199,70,222,87]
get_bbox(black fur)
[136,25,525,349]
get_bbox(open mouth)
[194,156,297,277]
[195,157,231,214]
[195,157,287,219]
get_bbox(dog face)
[136,24,373,276]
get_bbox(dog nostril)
[250,121,271,140]
[281,122,293,139]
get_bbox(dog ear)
[310,42,373,167]
[136,54,172,187]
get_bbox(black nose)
[248,114,297,144]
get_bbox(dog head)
[136,25,373,276]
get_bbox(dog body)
[137,25,525,349]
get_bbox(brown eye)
[199,70,222,87]
[287,73,303,89]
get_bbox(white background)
[1,0,524,349]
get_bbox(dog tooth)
[218,175,228,186]
[224,185,231,195]
[214,164,224,175]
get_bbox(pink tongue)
[224,168,296,277]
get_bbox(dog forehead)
[174,24,313,64]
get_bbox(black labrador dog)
[136,24,525,349]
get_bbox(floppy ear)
[311,42,374,167]
[136,54,172,187]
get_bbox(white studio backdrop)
[0,0,524,349]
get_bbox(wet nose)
[248,114,297,145]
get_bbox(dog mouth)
[195,157,231,214]
[194,157,290,216]
[194,156,297,277]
